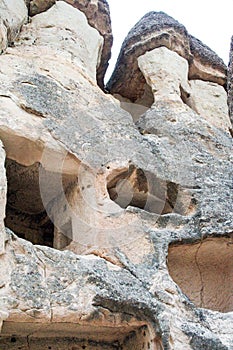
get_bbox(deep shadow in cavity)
[107,164,181,215]
[4,159,73,248]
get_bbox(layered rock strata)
[0,2,232,349]
[107,12,227,105]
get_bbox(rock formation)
[26,0,113,88]
[106,12,227,103]
[0,2,232,349]
[228,36,233,131]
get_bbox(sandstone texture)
[26,0,113,88]
[0,2,233,350]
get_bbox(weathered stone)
[189,35,227,86]
[168,237,233,313]
[107,11,227,103]
[0,0,27,47]
[27,0,113,88]
[187,80,230,132]
[0,3,233,349]
[28,0,55,14]
[17,1,104,82]
[137,46,191,103]
[227,35,233,130]
[0,20,7,54]
[137,47,231,133]
[0,141,6,255]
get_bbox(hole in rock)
[180,85,191,108]
[107,164,190,215]
[167,236,233,312]
[4,159,75,249]
[0,322,163,350]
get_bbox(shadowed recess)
[168,237,233,313]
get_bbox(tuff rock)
[106,12,227,103]
[228,36,233,131]
[0,0,27,51]
[26,0,113,88]
[0,2,233,350]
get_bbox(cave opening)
[107,164,181,215]
[4,158,74,249]
[0,322,163,350]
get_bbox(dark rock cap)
[189,35,227,85]
[107,11,227,101]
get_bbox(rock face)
[27,0,113,88]
[0,0,27,52]
[0,142,6,255]
[0,2,233,349]
[107,12,227,103]
[228,36,233,130]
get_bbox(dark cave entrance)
[4,158,75,249]
[4,159,55,247]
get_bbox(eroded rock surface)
[0,141,6,255]
[168,237,233,313]
[0,2,233,349]
[27,0,113,88]
[0,0,28,52]
[107,12,227,104]
[228,36,233,129]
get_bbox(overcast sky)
[106,0,233,81]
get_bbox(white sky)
[106,0,233,81]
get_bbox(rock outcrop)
[26,0,113,88]
[0,142,6,255]
[228,36,233,130]
[107,12,227,103]
[0,0,28,52]
[0,2,233,349]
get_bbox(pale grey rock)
[0,20,7,54]
[138,47,231,133]
[0,141,6,255]
[137,47,191,103]
[228,36,233,131]
[0,3,232,350]
[0,0,27,47]
[27,0,113,88]
[187,80,230,132]
[17,1,104,82]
